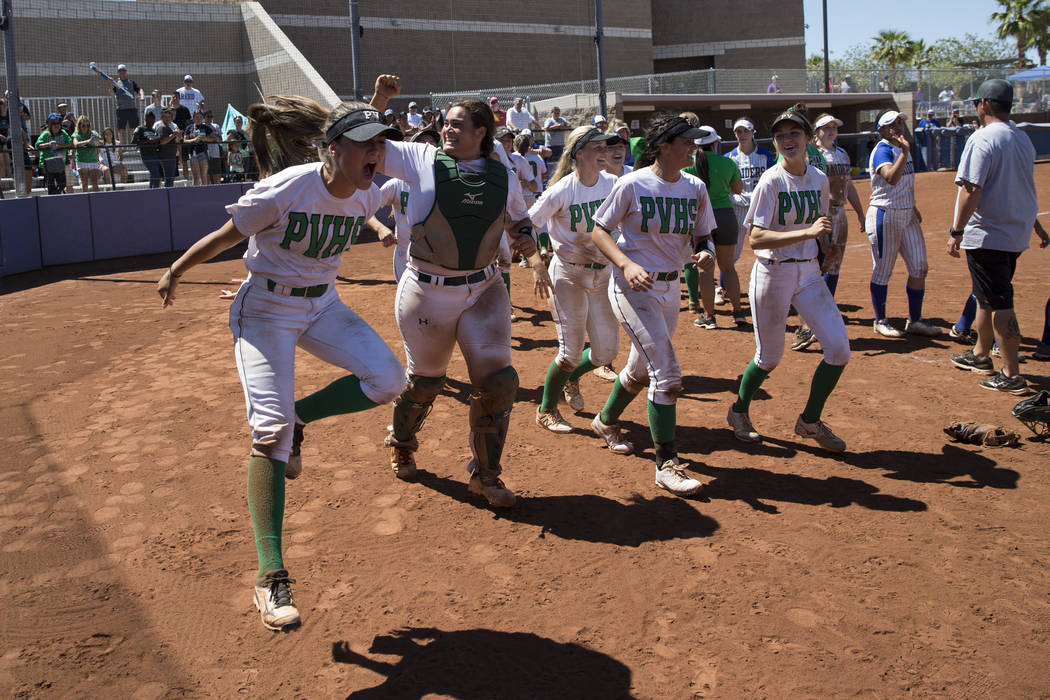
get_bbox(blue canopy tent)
[1007,66,1050,82]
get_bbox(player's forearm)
[847,181,864,218]
[881,151,909,185]
[170,220,246,276]
[952,184,981,230]
[749,226,813,250]
[591,224,631,269]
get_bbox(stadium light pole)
[822,0,830,93]
[594,0,608,118]
[1,0,27,197]
[348,0,362,100]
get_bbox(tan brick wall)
[652,0,803,46]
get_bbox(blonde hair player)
[790,113,867,351]
[726,108,851,451]
[589,113,717,496]
[155,96,407,631]
[370,75,544,508]
[530,125,624,432]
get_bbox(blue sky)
[801,0,1037,61]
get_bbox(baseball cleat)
[536,407,573,434]
[733,314,750,327]
[949,325,978,345]
[593,365,618,382]
[591,415,634,455]
[286,423,304,480]
[654,458,703,496]
[254,569,301,631]
[693,314,717,330]
[990,344,1026,362]
[873,319,905,338]
[562,379,585,412]
[727,407,760,442]
[467,472,516,508]
[790,327,817,351]
[950,350,995,375]
[390,446,418,480]
[905,319,942,337]
[978,370,1031,395]
[794,415,846,452]
[714,287,728,306]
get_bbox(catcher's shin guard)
[385,374,447,451]
[468,366,518,475]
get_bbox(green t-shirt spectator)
[35,129,72,168]
[776,143,827,173]
[72,129,101,163]
[630,136,646,164]
[684,151,742,210]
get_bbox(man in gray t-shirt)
[946,79,1042,394]
[113,64,144,145]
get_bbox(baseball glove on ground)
[1012,390,1050,439]
[943,422,1021,447]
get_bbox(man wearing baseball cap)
[406,101,422,130]
[947,79,1041,393]
[489,97,507,128]
[177,75,204,117]
[113,64,144,145]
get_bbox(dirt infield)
[2,167,1050,698]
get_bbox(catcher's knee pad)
[388,374,447,450]
[620,370,649,395]
[468,365,519,472]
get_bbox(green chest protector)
[410,150,508,270]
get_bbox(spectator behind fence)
[406,102,423,130]
[169,93,192,180]
[938,86,954,103]
[113,64,144,146]
[507,97,537,132]
[204,109,223,184]
[543,106,571,161]
[182,110,209,186]
[489,96,507,127]
[767,75,781,93]
[72,115,103,193]
[230,115,254,179]
[0,97,10,185]
[35,113,72,195]
[226,131,245,182]
[144,90,164,125]
[155,109,179,188]
[99,126,128,186]
[176,75,204,115]
[133,111,163,189]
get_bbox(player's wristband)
[517,226,535,241]
[949,228,963,238]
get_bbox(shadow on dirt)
[413,471,719,545]
[334,628,634,699]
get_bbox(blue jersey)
[726,146,775,195]
[868,140,915,209]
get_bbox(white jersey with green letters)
[528,171,617,265]
[745,163,829,262]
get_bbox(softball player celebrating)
[589,113,717,496]
[530,126,623,432]
[371,77,538,508]
[727,108,851,452]
[866,111,940,338]
[791,113,867,350]
[156,96,406,631]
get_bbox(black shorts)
[117,108,140,130]
[207,157,223,175]
[966,248,1020,311]
[710,207,739,246]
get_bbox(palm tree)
[1032,5,1050,65]
[991,0,1044,69]
[911,39,937,96]
[870,30,915,91]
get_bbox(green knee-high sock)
[247,456,286,578]
[294,375,379,424]
[568,347,599,380]
[647,401,676,444]
[540,360,573,413]
[683,265,699,305]
[600,377,639,425]
[801,361,846,423]
[733,360,771,414]
[502,272,511,295]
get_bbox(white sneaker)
[536,406,573,434]
[905,319,942,337]
[591,415,634,455]
[794,415,847,452]
[562,379,585,412]
[714,287,727,306]
[873,319,904,338]
[727,407,760,442]
[593,365,618,382]
[254,569,301,631]
[654,458,703,496]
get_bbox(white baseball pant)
[865,206,928,285]
[396,265,512,381]
[608,274,682,405]
[548,256,620,369]
[230,278,406,463]
[393,241,410,281]
[750,259,851,370]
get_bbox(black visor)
[570,128,623,159]
[324,109,403,145]
[651,118,705,146]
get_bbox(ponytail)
[247,95,328,178]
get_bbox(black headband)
[570,128,621,159]
[323,108,401,145]
[651,118,691,146]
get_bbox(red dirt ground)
[2,167,1050,699]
